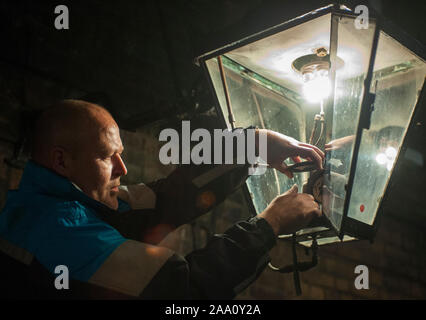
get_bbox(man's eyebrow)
[101,144,123,156]
[99,146,120,156]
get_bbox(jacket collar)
[19,160,116,213]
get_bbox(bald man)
[31,101,127,210]
[0,100,323,299]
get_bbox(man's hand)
[325,135,355,152]
[257,129,325,178]
[258,184,321,236]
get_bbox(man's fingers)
[303,195,322,217]
[299,143,325,159]
[313,207,322,217]
[283,184,298,195]
[311,198,322,217]
[283,169,294,179]
[274,163,294,179]
[297,146,323,169]
[291,156,302,163]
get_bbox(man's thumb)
[284,184,298,195]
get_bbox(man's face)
[67,123,127,210]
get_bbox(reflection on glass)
[375,146,397,171]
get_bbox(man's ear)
[50,146,70,177]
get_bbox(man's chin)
[83,191,119,210]
[103,195,119,210]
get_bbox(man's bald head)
[31,99,117,166]
[31,99,127,209]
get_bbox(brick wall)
[234,212,426,300]
[0,142,23,207]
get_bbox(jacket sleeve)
[147,161,250,227]
[114,127,257,237]
[108,162,250,244]
[139,216,276,299]
[149,126,259,228]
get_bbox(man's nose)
[112,153,128,177]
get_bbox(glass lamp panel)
[322,16,377,232]
[205,14,332,216]
[347,32,426,225]
[225,13,331,94]
[205,56,306,214]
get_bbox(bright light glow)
[375,153,387,165]
[385,147,397,159]
[303,70,331,103]
[376,146,398,171]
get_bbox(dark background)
[0,0,425,299]
[1,0,425,125]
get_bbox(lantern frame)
[195,4,426,245]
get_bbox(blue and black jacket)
[0,160,276,299]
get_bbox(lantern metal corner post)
[336,11,382,241]
[195,3,426,248]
